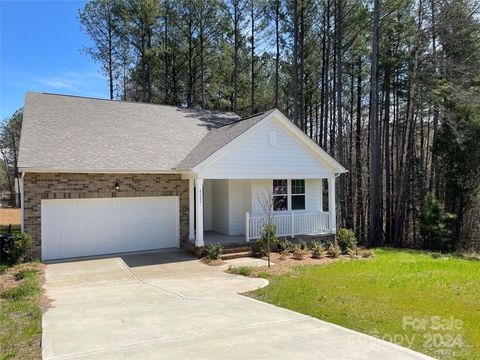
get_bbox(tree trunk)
[368,0,382,247]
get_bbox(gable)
[195,113,344,179]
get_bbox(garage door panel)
[41,196,179,261]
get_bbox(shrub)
[228,266,253,277]
[0,264,7,274]
[347,247,358,258]
[419,192,456,251]
[327,243,340,258]
[205,243,223,261]
[1,232,32,265]
[292,244,308,260]
[359,249,374,258]
[278,239,293,252]
[337,228,356,254]
[311,241,325,259]
[298,238,308,250]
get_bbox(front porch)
[187,177,337,248]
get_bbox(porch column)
[328,177,336,234]
[195,178,204,247]
[188,178,195,241]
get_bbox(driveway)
[43,249,434,360]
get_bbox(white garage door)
[41,196,179,261]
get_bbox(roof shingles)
[18,92,247,171]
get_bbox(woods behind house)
[1,0,479,252]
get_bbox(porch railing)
[245,211,330,241]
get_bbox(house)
[18,92,346,261]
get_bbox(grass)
[0,263,43,360]
[249,248,480,360]
[227,265,253,277]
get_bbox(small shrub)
[14,269,28,281]
[0,264,8,274]
[292,244,308,260]
[1,232,32,265]
[205,243,223,261]
[327,243,340,258]
[278,239,293,252]
[228,266,252,277]
[359,249,374,258]
[347,247,358,258]
[337,228,356,254]
[298,238,308,250]
[311,241,325,259]
[279,248,290,260]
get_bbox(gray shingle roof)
[18,92,250,171]
[178,109,275,169]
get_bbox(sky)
[0,0,108,119]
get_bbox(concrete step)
[222,246,252,254]
[221,251,254,260]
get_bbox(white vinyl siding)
[228,180,251,235]
[41,196,179,261]
[198,119,332,179]
[210,179,229,234]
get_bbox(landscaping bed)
[0,262,45,360]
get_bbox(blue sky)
[1,0,108,119]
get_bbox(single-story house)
[18,92,346,261]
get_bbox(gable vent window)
[269,130,277,146]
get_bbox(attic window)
[269,130,277,146]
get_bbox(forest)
[1,0,479,251]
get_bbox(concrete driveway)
[43,250,434,360]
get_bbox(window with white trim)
[272,179,306,211]
[273,179,288,211]
[291,179,305,210]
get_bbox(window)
[273,179,288,211]
[291,179,305,210]
[272,179,306,211]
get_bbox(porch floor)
[190,231,249,247]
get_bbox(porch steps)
[221,251,254,260]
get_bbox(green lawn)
[0,264,43,360]
[250,249,480,360]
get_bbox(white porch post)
[188,178,195,241]
[328,177,336,234]
[319,179,323,212]
[195,178,204,247]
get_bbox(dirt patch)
[201,258,226,266]
[0,262,44,292]
[0,208,21,226]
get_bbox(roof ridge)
[215,109,276,128]
[29,92,239,116]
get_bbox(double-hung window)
[272,179,305,211]
[273,179,288,211]
[291,179,305,210]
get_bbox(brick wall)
[23,173,189,259]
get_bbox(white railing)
[245,211,330,241]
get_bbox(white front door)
[41,196,179,261]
